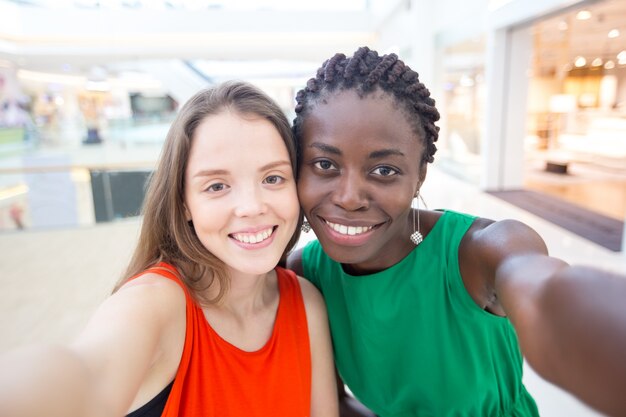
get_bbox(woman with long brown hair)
[0,81,338,417]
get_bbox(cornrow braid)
[293,46,440,164]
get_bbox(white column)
[482,24,532,190]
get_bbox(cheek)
[185,197,224,233]
[184,190,203,221]
[183,196,196,222]
[183,184,198,222]
[388,192,414,219]
[284,185,301,220]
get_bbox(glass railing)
[0,120,171,232]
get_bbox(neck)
[211,269,278,316]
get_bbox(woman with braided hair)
[288,46,626,417]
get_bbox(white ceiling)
[2,0,626,82]
[0,0,378,77]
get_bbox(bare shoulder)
[464,217,548,257]
[113,273,186,319]
[296,275,327,323]
[81,272,187,346]
[458,216,549,313]
[118,272,185,302]
[65,272,187,415]
[297,275,324,306]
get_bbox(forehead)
[301,89,422,155]
[188,111,289,167]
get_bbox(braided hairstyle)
[293,46,440,164]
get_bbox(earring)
[410,191,423,246]
[301,220,311,233]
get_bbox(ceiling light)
[574,56,587,67]
[604,60,615,69]
[608,29,620,38]
[576,10,591,20]
[592,58,603,67]
[459,75,475,87]
[618,50,626,61]
[17,69,86,86]
[85,80,110,92]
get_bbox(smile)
[231,227,274,244]
[324,220,374,236]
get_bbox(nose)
[330,171,369,211]
[233,185,268,217]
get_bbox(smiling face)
[184,110,299,277]
[298,89,426,274]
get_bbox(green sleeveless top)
[302,210,538,417]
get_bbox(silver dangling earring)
[410,191,423,246]
[301,220,311,233]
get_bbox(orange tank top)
[141,262,312,417]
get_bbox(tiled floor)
[525,157,626,222]
[0,165,624,417]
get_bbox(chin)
[319,240,368,264]
[236,259,282,276]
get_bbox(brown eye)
[314,160,336,170]
[371,166,398,177]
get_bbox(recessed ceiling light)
[592,58,603,67]
[604,60,615,69]
[574,56,587,67]
[608,29,620,38]
[576,10,592,20]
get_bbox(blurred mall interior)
[0,0,625,232]
[0,1,625,416]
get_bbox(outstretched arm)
[469,219,626,416]
[496,255,626,417]
[0,274,185,417]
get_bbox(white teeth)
[233,228,273,244]
[325,221,373,236]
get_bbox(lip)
[317,216,383,246]
[229,225,277,250]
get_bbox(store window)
[525,0,626,221]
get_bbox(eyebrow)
[260,160,292,171]
[309,142,405,159]
[369,149,405,159]
[193,160,292,178]
[193,169,228,178]
[309,142,341,155]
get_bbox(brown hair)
[114,81,301,304]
